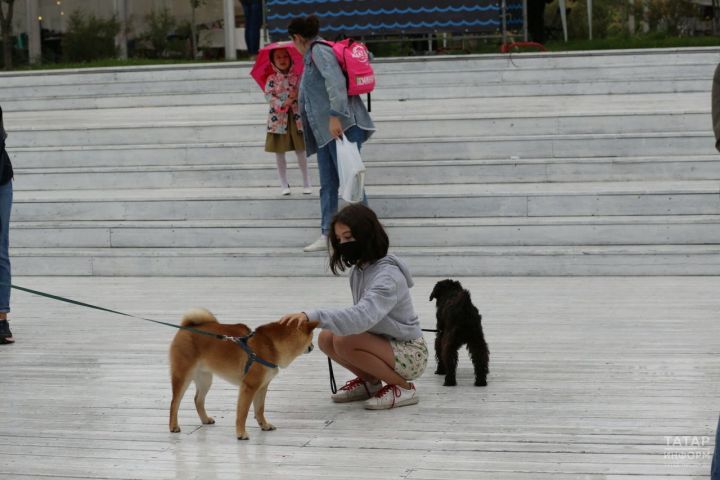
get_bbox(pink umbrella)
[250,41,305,90]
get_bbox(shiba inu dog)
[168,308,317,440]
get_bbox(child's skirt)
[265,119,305,153]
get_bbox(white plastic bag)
[336,136,366,203]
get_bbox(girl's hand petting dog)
[279,312,310,328]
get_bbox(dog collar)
[231,332,279,374]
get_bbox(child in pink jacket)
[264,48,311,195]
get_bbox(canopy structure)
[557,0,593,41]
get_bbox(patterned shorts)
[389,336,429,381]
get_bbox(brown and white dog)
[168,308,318,440]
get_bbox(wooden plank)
[0,276,717,479]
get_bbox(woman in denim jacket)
[288,15,375,252]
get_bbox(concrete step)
[11,244,720,276]
[0,48,715,88]
[5,113,709,149]
[4,93,709,152]
[12,156,720,191]
[0,77,711,112]
[9,131,716,168]
[7,93,707,125]
[7,95,709,122]
[0,63,712,102]
[11,181,720,222]
[10,216,720,249]
[0,47,715,82]
[3,47,719,277]
[1,49,717,106]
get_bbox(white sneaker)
[302,187,312,195]
[331,377,382,403]
[364,383,418,410]
[303,235,328,252]
[281,187,291,196]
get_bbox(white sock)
[275,153,289,188]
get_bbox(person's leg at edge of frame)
[248,0,262,55]
[241,1,259,56]
[241,2,251,54]
[712,414,719,480]
[0,181,12,344]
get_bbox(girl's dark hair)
[328,204,389,275]
[287,15,320,40]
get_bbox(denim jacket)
[299,36,375,156]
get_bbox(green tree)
[0,0,15,70]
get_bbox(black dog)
[429,279,489,387]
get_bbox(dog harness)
[231,332,279,374]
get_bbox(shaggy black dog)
[429,279,489,387]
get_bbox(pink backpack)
[313,39,376,97]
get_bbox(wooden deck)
[0,276,718,479]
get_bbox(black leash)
[6,283,278,373]
[328,356,337,394]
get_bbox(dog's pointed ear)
[304,320,320,331]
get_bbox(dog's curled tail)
[181,308,218,327]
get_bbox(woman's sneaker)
[364,383,418,410]
[331,377,382,403]
[303,235,328,253]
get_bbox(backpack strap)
[309,40,334,66]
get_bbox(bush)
[645,0,701,35]
[62,10,119,62]
[545,0,702,40]
[142,7,175,58]
[0,38,27,69]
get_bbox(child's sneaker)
[331,377,382,403]
[364,383,418,410]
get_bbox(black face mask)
[338,241,362,265]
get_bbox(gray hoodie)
[306,254,422,341]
